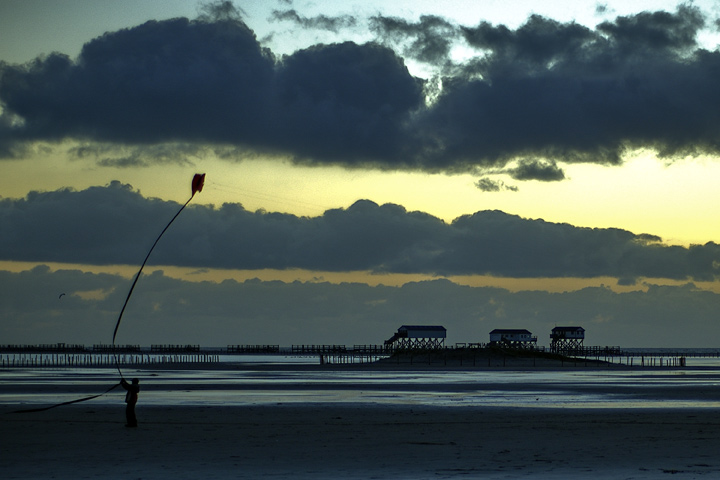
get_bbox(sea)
[3,350,720,410]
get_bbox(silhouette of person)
[121,378,140,427]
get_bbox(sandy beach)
[3,400,720,479]
[4,359,720,479]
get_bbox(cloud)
[1,5,720,173]
[596,6,704,55]
[270,9,358,32]
[70,142,201,167]
[270,41,424,165]
[474,178,518,192]
[473,159,566,188]
[0,16,276,147]
[0,15,423,167]
[196,0,247,23]
[2,266,720,347]
[595,4,611,16]
[369,14,459,65]
[1,183,720,282]
[509,159,565,181]
[425,5,716,167]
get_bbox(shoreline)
[5,362,720,412]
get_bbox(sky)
[2,0,720,348]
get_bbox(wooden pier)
[0,352,220,368]
[227,345,280,354]
[557,347,720,368]
[2,344,719,368]
[0,344,220,368]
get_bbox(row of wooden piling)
[608,356,687,367]
[322,351,693,367]
[1,353,219,368]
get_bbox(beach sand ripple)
[3,404,720,479]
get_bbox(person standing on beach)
[121,378,140,427]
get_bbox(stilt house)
[550,326,585,353]
[489,329,538,348]
[385,325,446,350]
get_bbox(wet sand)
[3,402,720,479]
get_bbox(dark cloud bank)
[2,4,720,173]
[2,265,719,347]
[2,182,719,283]
[3,181,718,348]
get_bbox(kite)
[192,173,205,195]
[112,173,205,378]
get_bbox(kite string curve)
[112,195,195,379]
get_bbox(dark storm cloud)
[0,16,275,146]
[423,5,716,167]
[2,266,720,347]
[271,41,424,164]
[0,14,423,166]
[596,6,704,54]
[1,183,719,282]
[1,5,720,171]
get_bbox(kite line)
[11,383,122,414]
[11,174,205,414]
[112,173,205,379]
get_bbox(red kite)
[192,173,205,196]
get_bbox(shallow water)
[3,360,720,410]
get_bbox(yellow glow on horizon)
[469,153,720,246]
[3,142,720,248]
